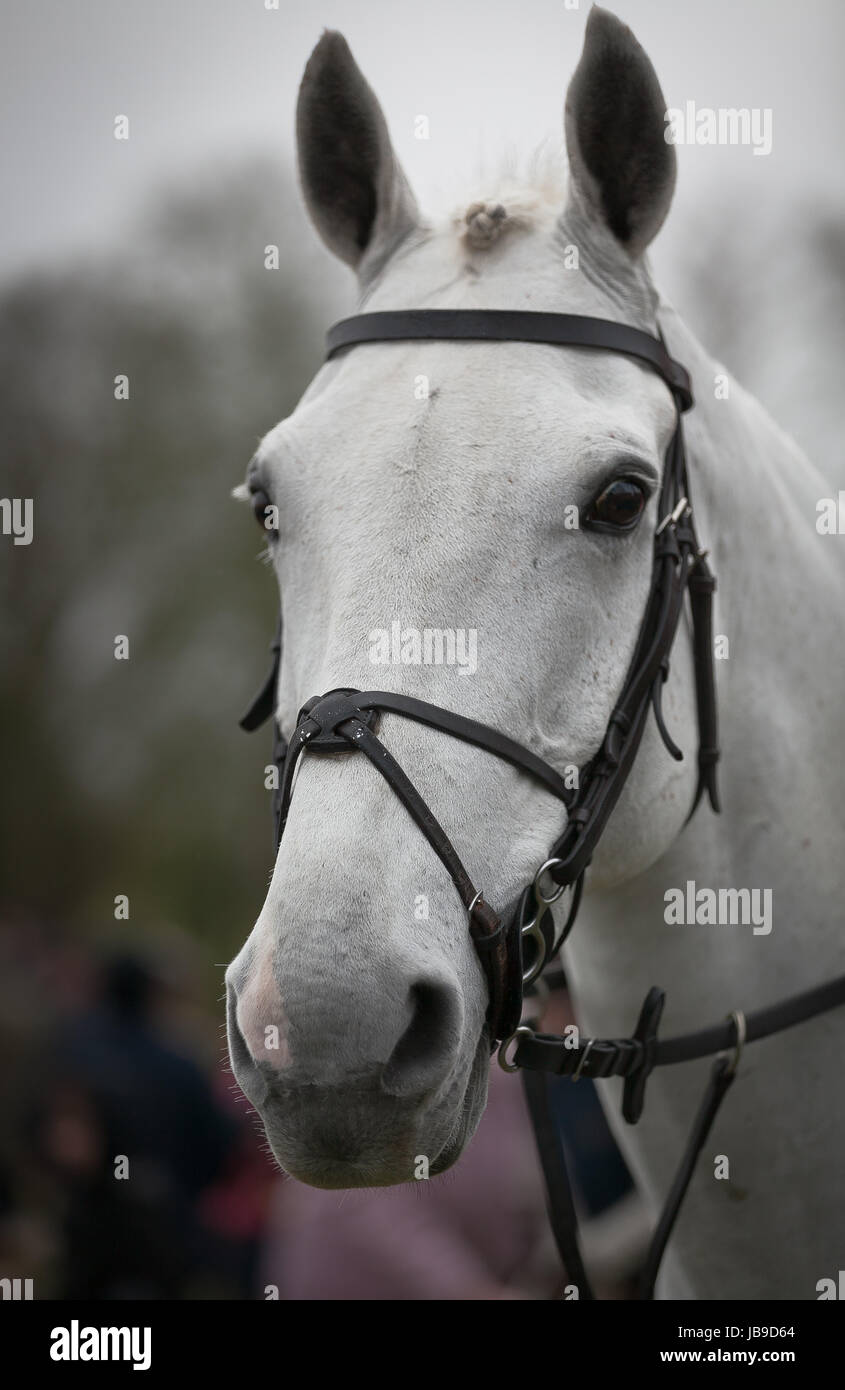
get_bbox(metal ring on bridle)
[521,926,547,988]
[522,975,549,1023]
[497,1025,534,1073]
[721,1009,746,1077]
[467,890,484,920]
[533,857,568,906]
[572,1037,595,1082]
[655,495,691,535]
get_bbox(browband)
[326,310,694,412]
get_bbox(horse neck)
[654,295,845,958]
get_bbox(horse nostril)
[225,979,270,1108]
[382,979,462,1097]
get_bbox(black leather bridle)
[239,308,845,1300]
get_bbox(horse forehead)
[288,342,670,469]
[277,383,666,603]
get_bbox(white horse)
[226,8,845,1299]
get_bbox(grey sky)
[1,0,843,282]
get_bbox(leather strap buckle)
[655,496,691,535]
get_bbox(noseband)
[240,308,845,1299]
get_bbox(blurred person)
[197,1064,281,1297]
[32,949,238,1298]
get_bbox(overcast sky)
[1,0,843,283]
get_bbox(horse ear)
[296,31,420,278]
[564,6,676,258]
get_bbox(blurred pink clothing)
[260,1065,557,1300]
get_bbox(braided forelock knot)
[463,201,509,246]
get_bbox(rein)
[240,308,845,1300]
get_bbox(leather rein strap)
[240,307,845,1301]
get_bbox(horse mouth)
[253,1029,491,1189]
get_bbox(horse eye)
[586,478,648,531]
[249,487,277,537]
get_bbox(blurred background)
[1,0,842,1299]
